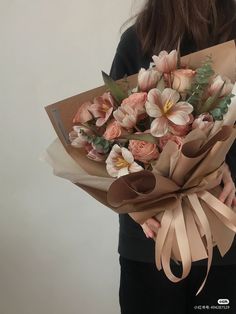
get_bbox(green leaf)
[102,71,128,104]
[124,133,157,144]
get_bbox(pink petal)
[145,101,162,118]
[150,117,169,137]
[147,89,163,108]
[106,164,119,177]
[89,104,103,118]
[129,162,143,173]
[161,88,180,106]
[121,147,134,164]
[118,167,129,177]
[171,102,193,114]
[167,111,190,125]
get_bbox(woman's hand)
[140,164,235,239]
[219,163,236,207]
[141,217,161,239]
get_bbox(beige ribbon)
[108,166,236,296]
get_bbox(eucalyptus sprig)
[80,129,112,153]
[187,56,215,114]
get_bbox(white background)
[0,1,144,313]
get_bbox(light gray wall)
[0,1,144,313]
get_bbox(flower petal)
[145,101,163,118]
[150,117,169,137]
[118,167,130,177]
[121,147,134,164]
[129,162,143,173]
[161,88,180,106]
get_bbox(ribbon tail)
[198,191,236,232]
[161,199,192,282]
[188,194,214,296]
[155,209,173,271]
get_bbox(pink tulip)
[105,144,143,177]
[89,92,115,127]
[87,149,107,162]
[73,101,93,124]
[145,88,193,137]
[192,113,214,132]
[69,126,92,148]
[138,68,161,92]
[152,50,178,74]
[208,75,233,97]
[113,105,138,129]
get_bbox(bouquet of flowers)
[43,41,236,295]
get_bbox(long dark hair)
[134,0,236,56]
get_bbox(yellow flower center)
[115,157,130,169]
[163,100,174,114]
[102,103,110,113]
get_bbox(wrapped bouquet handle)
[107,166,236,295]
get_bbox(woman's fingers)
[219,164,236,207]
[141,218,161,239]
[219,182,234,203]
[225,189,235,207]
[141,223,155,238]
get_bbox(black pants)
[119,256,236,314]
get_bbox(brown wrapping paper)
[44,41,236,296]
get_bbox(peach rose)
[103,120,128,140]
[121,92,147,114]
[168,114,194,136]
[129,133,159,164]
[172,69,196,92]
[158,134,183,151]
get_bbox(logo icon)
[218,299,230,305]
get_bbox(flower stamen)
[115,157,130,169]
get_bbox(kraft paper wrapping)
[43,41,236,295]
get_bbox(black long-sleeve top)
[110,26,236,266]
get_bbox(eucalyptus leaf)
[102,71,128,104]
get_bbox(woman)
[109,1,236,313]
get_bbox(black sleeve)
[226,140,236,184]
[109,51,129,81]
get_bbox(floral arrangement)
[69,49,234,178]
[44,42,236,296]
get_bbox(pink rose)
[138,68,161,92]
[103,120,128,140]
[168,114,193,136]
[192,113,214,132]
[121,92,147,114]
[129,133,159,164]
[172,69,196,92]
[158,134,183,151]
